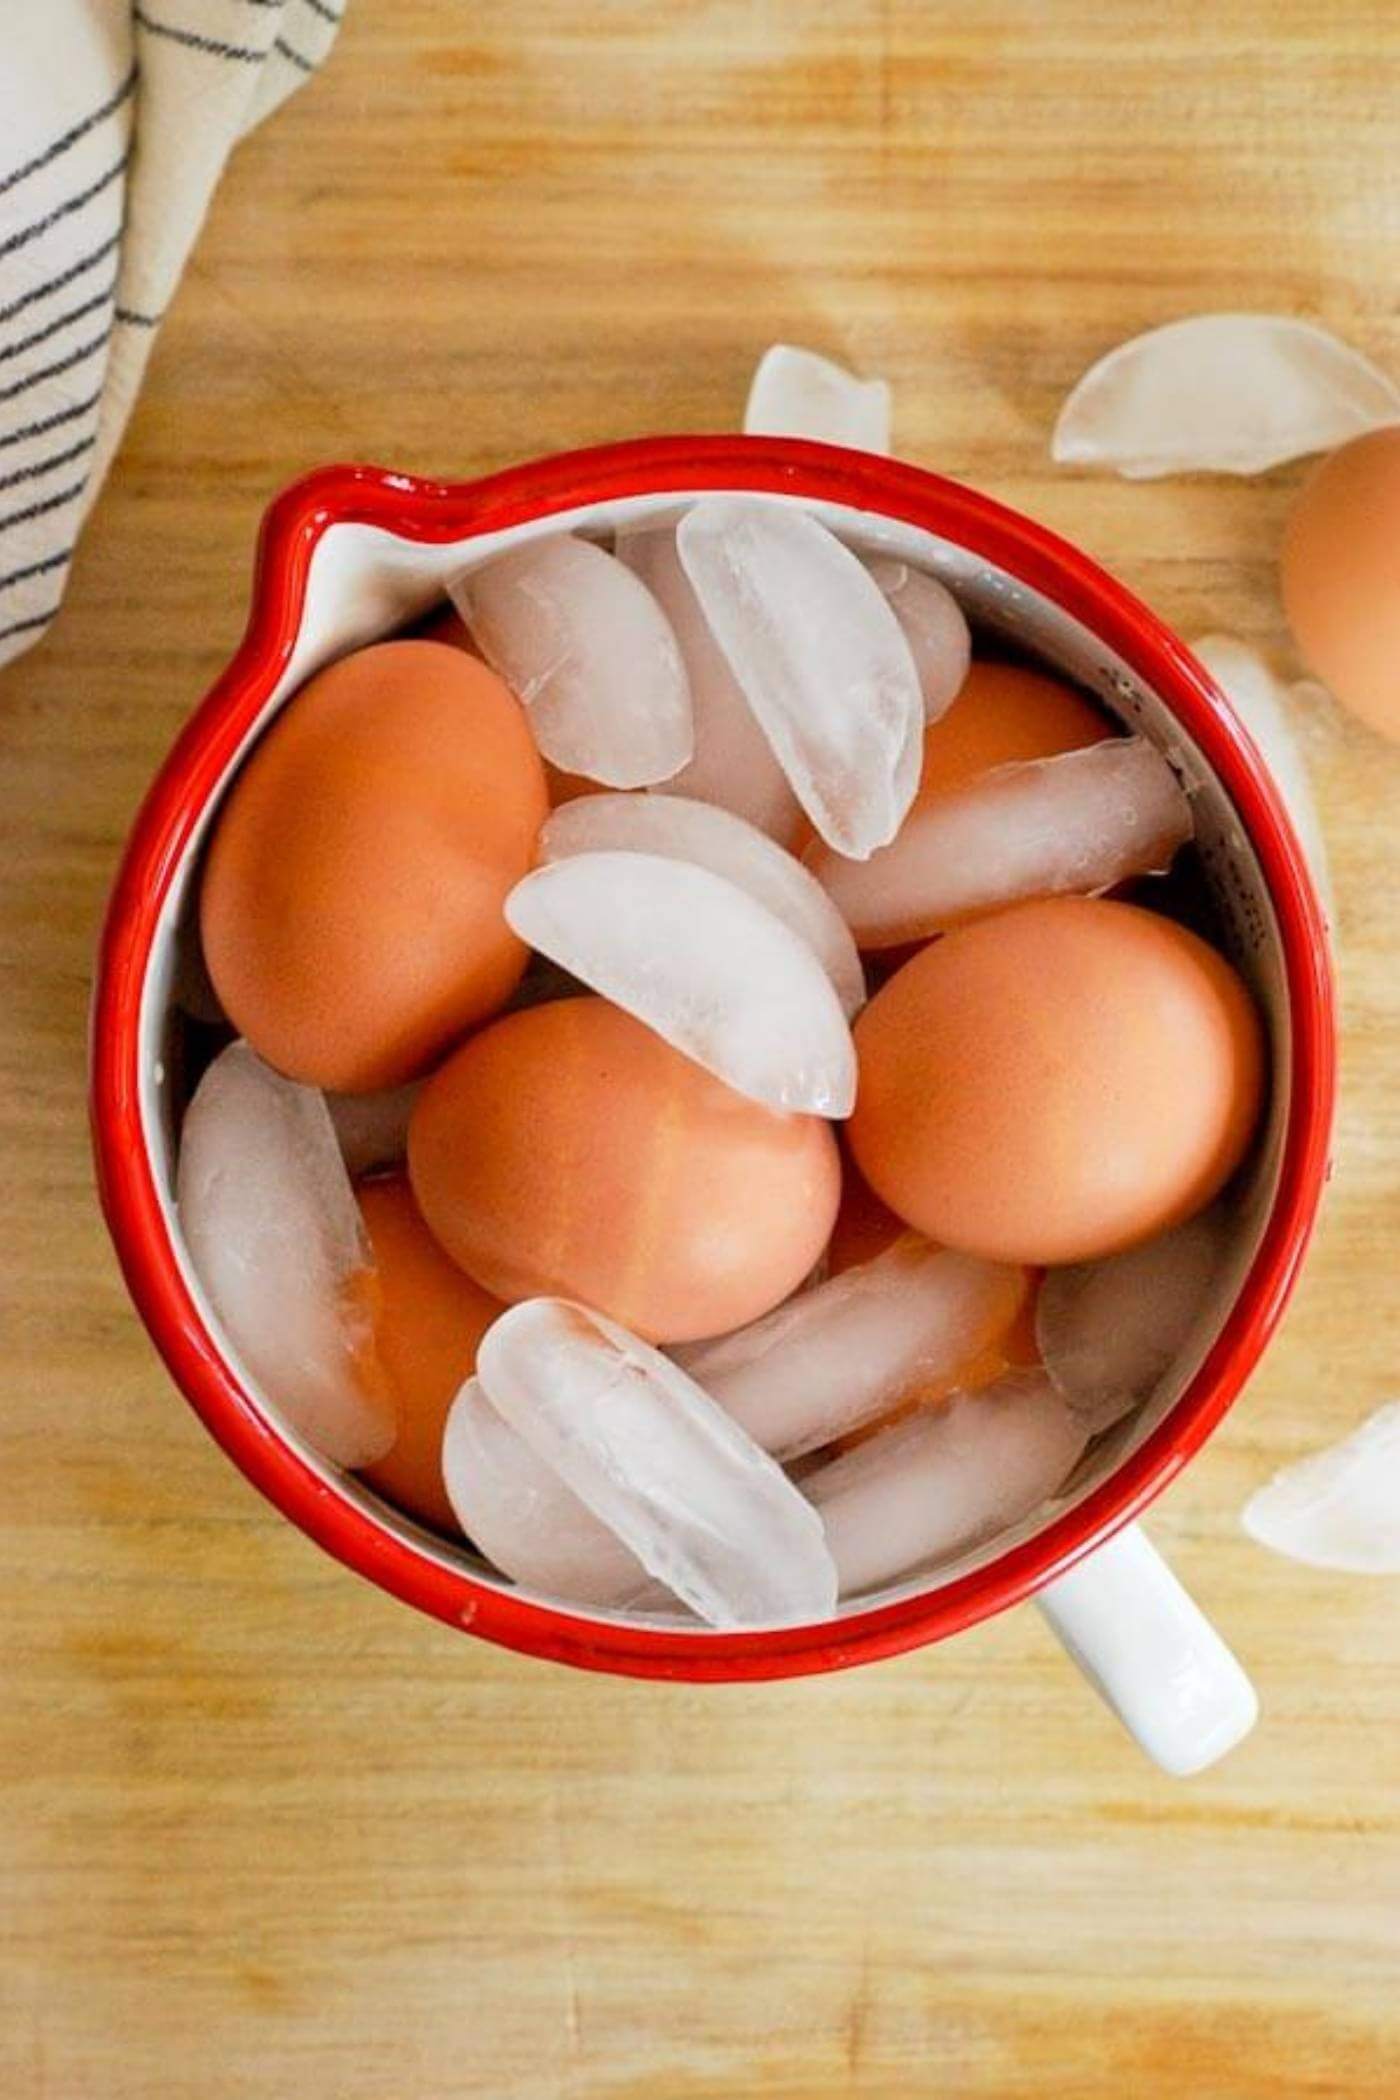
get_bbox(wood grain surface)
[3,4,1400,2094]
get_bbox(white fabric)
[0,0,345,668]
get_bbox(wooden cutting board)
[2,3,1398,2093]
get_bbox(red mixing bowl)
[89,437,1336,1728]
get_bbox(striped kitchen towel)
[1,0,346,670]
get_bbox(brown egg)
[1282,427,1400,743]
[356,1175,502,1534]
[848,897,1264,1266]
[807,659,1112,947]
[408,996,841,1344]
[201,640,548,1091]
[915,659,1111,798]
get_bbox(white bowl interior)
[139,489,1291,1632]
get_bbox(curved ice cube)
[505,850,857,1115]
[1037,1207,1228,1434]
[442,1378,655,1608]
[803,1374,1089,1596]
[677,498,923,859]
[1242,1403,1400,1573]
[177,1042,395,1467]
[743,343,892,453]
[616,523,802,842]
[476,1299,839,1627]
[864,557,971,723]
[678,1237,1025,1460]
[1053,314,1400,479]
[449,533,692,787]
[813,736,1193,947]
[539,793,865,1018]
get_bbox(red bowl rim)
[89,436,1337,1683]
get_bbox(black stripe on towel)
[0,232,121,329]
[0,388,103,453]
[115,306,163,328]
[133,9,266,60]
[0,66,137,200]
[0,478,88,536]
[0,324,112,406]
[0,155,129,265]
[274,37,316,74]
[0,282,115,367]
[0,478,88,535]
[0,436,97,495]
[300,0,344,22]
[0,545,74,592]
[0,606,62,645]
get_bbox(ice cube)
[442,1377,657,1607]
[476,1298,839,1627]
[539,793,865,1018]
[678,1237,1025,1459]
[505,850,857,1115]
[1242,1403,1400,1573]
[1192,634,1334,918]
[812,735,1193,946]
[448,533,692,787]
[177,1041,395,1467]
[1053,314,1400,479]
[864,557,971,723]
[1037,1206,1228,1435]
[616,522,802,842]
[743,343,892,453]
[326,1081,420,1177]
[677,498,923,859]
[803,1374,1089,1596]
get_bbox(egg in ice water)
[408,996,841,1345]
[201,640,548,1093]
[356,1175,503,1535]
[849,896,1264,1266]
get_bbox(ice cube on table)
[803,1374,1089,1597]
[677,1237,1026,1460]
[743,343,892,453]
[1037,1206,1228,1435]
[1242,1402,1400,1573]
[677,498,923,859]
[442,1377,658,1608]
[1052,314,1400,479]
[505,850,857,1115]
[539,793,865,1018]
[476,1298,839,1627]
[812,735,1193,947]
[176,1041,395,1468]
[326,1081,420,1177]
[864,557,971,723]
[448,533,692,787]
[616,523,802,844]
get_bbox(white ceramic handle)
[1035,1523,1258,1776]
